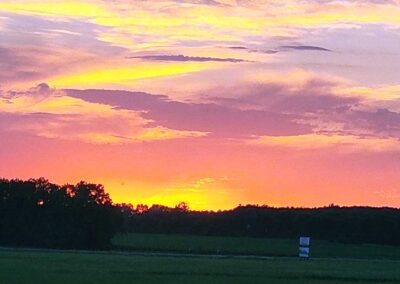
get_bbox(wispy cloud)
[128,54,248,63]
[280,45,332,52]
[249,133,400,152]
[225,44,331,54]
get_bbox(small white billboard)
[299,246,310,258]
[299,237,310,247]
[299,236,311,258]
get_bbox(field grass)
[2,234,399,283]
[1,249,400,284]
[112,233,400,260]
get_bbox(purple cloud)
[65,81,400,140]
[66,89,311,138]
[203,79,355,113]
[5,80,400,145]
[344,108,400,137]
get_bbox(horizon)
[2,176,400,211]
[3,175,400,211]
[1,1,400,211]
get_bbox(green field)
[1,249,400,284]
[2,234,400,283]
[113,233,400,260]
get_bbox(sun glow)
[103,178,241,211]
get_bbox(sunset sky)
[1,0,400,210]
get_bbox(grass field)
[2,234,400,283]
[1,249,400,284]
[112,233,400,260]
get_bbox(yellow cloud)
[342,85,400,101]
[137,127,207,141]
[78,127,207,144]
[3,0,400,53]
[0,90,135,118]
[251,134,400,151]
[48,62,213,88]
[0,1,111,18]
[2,1,400,30]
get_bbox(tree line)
[1,178,400,249]
[121,204,400,245]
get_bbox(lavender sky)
[1,0,400,209]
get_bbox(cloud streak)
[280,45,332,52]
[226,44,331,54]
[250,133,400,152]
[128,54,248,63]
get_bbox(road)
[1,246,400,263]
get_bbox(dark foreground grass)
[113,233,400,260]
[1,249,400,284]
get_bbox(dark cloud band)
[128,54,248,63]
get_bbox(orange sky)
[1,0,400,210]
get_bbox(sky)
[1,0,400,210]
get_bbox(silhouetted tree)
[0,178,122,249]
[175,202,189,212]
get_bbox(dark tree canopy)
[0,178,121,249]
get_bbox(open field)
[113,233,400,260]
[2,234,400,283]
[1,249,400,284]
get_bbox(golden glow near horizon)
[1,0,400,209]
[101,177,243,211]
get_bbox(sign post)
[299,236,311,258]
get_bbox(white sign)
[299,247,310,258]
[299,237,310,247]
[299,236,311,258]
